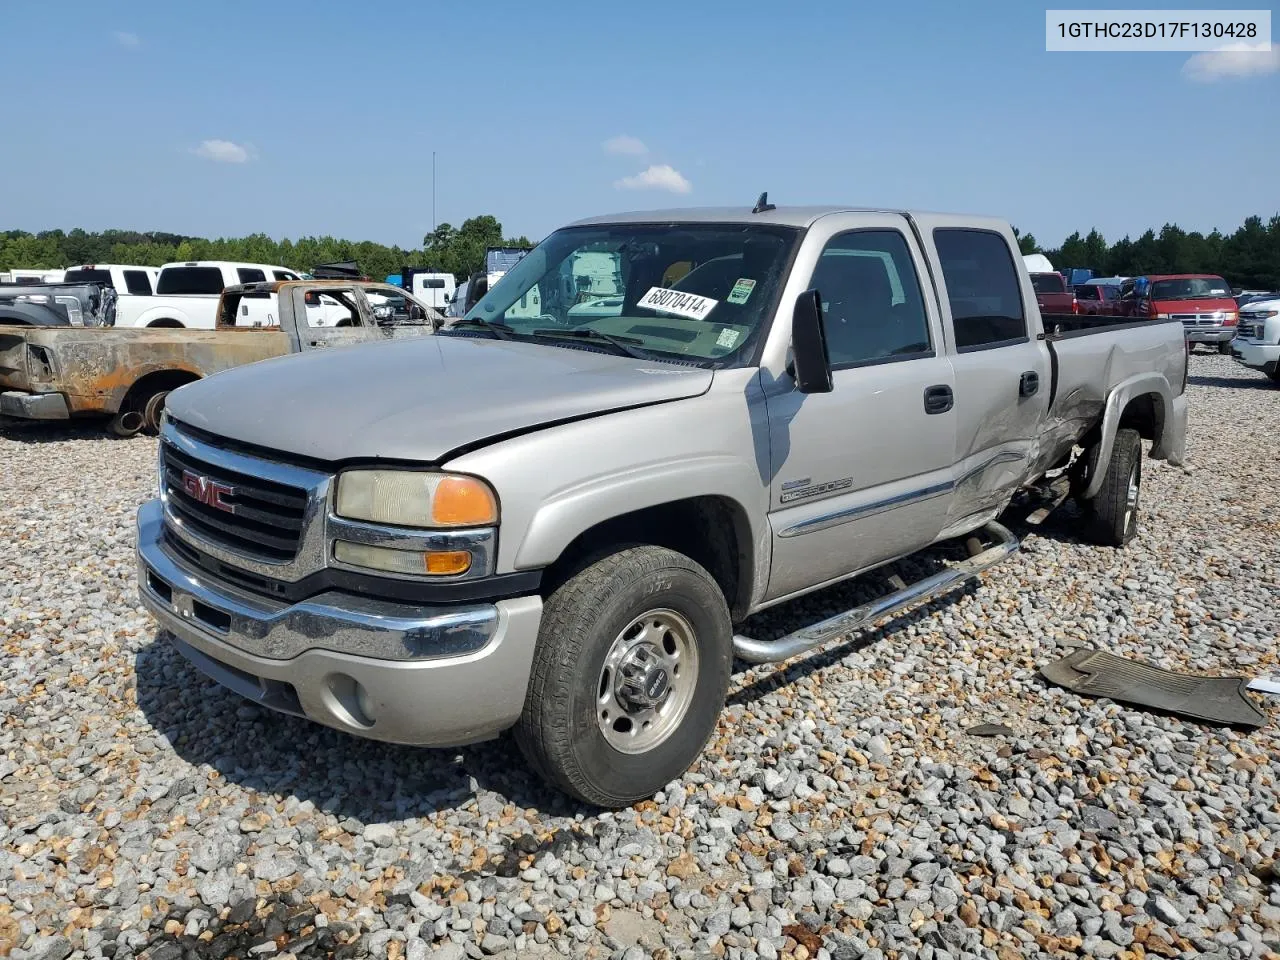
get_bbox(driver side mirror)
[791,289,833,394]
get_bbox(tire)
[1268,368,1280,383]
[515,545,732,808]
[1218,341,1232,355]
[1089,428,1142,547]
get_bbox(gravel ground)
[2,351,1278,960]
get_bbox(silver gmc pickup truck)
[136,202,1188,806]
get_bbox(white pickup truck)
[62,264,160,327]
[1231,295,1280,382]
[123,260,303,329]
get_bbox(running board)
[731,521,1020,665]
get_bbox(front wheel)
[515,545,732,807]
[1088,427,1142,547]
[1218,341,1232,355]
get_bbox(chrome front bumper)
[0,390,69,419]
[1183,327,1234,344]
[136,499,543,746]
[1232,339,1280,374]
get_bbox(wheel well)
[147,318,184,329]
[544,496,754,622]
[122,369,200,411]
[1118,392,1163,442]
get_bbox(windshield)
[1030,273,1066,294]
[1150,276,1231,300]
[455,223,800,364]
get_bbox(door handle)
[923,384,953,415]
[1019,371,1039,397]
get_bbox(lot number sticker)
[727,278,756,304]
[637,286,718,321]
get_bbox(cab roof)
[566,205,1007,230]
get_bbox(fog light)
[334,540,472,576]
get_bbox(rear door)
[916,220,1052,534]
[763,214,957,600]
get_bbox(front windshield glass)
[455,223,800,364]
[1150,276,1231,300]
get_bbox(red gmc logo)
[182,469,237,513]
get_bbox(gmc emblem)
[182,469,237,513]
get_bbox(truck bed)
[1037,315,1186,471]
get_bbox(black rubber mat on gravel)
[1041,648,1269,729]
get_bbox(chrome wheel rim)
[596,608,699,754]
[1124,460,1139,531]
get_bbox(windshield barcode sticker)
[637,286,717,321]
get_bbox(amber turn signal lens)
[424,551,472,575]
[431,476,498,526]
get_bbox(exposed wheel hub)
[596,608,700,754]
[615,644,671,710]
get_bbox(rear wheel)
[515,545,732,807]
[1088,428,1142,547]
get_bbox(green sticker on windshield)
[727,278,756,304]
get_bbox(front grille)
[161,441,308,562]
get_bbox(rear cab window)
[1076,284,1100,300]
[123,270,152,295]
[63,269,114,287]
[1029,273,1066,294]
[157,267,226,295]
[933,229,1028,351]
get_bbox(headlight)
[335,470,498,528]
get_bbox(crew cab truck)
[126,261,304,329]
[1,281,434,435]
[135,204,1189,807]
[1231,295,1280,382]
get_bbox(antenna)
[752,191,776,214]
[432,152,437,232]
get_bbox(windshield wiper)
[443,318,519,340]
[532,327,654,360]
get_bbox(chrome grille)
[161,441,308,562]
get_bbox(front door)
[764,219,957,602]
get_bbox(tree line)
[0,215,532,285]
[1015,214,1280,289]
[4,212,1278,289]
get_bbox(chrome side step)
[731,521,1020,665]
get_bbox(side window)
[273,270,298,281]
[123,270,152,295]
[933,229,1027,350]
[238,268,267,284]
[808,230,931,368]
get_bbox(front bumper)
[0,390,69,420]
[135,499,543,746]
[1232,339,1280,375]
[1183,327,1235,344]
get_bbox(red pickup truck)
[1074,280,1124,316]
[1029,272,1078,315]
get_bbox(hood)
[1150,296,1237,312]
[1240,298,1280,314]
[165,334,713,463]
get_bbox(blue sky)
[3,0,1277,250]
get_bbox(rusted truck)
[0,280,440,436]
